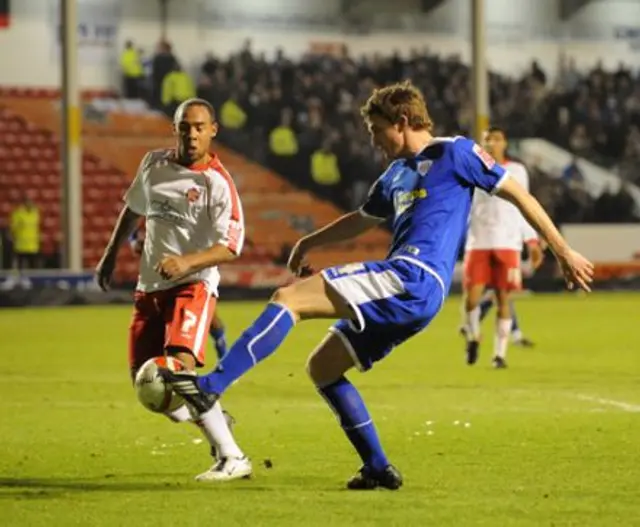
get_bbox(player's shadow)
[0,476,274,499]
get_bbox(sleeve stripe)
[212,160,242,222]
[490,171,511,196]
[212,160,244,254]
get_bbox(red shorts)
[463,249,522,291]
[128,282,215,376]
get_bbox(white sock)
[495,318,512,359]
[164,404,192,423]
[511,328,524,342]
[195,402,244,459]
[465,307,481,341]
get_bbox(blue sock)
[318,376,389,472]
[509,300,520,333]
[479,295,494,322]
[209,325,227,360]
[198,303,295,395]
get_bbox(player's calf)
[493,290,512,366]
[307,334,398,488]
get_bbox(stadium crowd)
[122,40,640,223]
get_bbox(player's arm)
[495,177,593,290]
[95,206,142,291]
[457,141,593,291]
[288,211,381,275]
[96,153,151,291]
[300,211,382,250]
[288,173,389,274]
[517,167,544,269]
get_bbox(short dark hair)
[487,125,507,138]
[173,98,216,126]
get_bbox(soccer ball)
[134,356,187,413]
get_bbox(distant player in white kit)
[463,126,544,368]
[95,98,252,481]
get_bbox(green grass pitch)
[0,293,638,526]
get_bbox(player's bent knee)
[270,285,292,306]
[270,285,302,320]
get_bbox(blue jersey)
[360,136,507,293]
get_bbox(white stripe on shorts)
[322,267,404,333]
[193,292,212,363]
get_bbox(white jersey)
[124,149,244,294]
[465,160,537,251]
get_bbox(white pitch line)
[575,394,640,413]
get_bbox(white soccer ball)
[134,356,187,413]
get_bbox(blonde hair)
[360,81,433,131]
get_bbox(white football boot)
[195,456,253,482]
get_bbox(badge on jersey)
[472,143,496,170]
[185,187,202,203]
[417,160,432,176]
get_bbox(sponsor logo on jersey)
[148,199,188,226]
[394,188,428,216]
[472,143,496,169]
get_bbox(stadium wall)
[1,0,640,88]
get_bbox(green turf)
[0,293,638,526]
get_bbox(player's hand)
[287,241,311,277]
[155,255,193,281]
[528,242,545,271]
[95,252,116,292]
[557,249,594,292]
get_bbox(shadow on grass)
[0,476,276,499]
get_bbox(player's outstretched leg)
[209,312,228,361]
[162,274,352,406]
[307,333,402,491]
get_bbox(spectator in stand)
[268,108,299,177]
[556,55,580,93]
[151,41,177,109]
[530,60,547,86]
[569,124,593,157]
[161,62,196,117]
[138,47,153,100]
[220,93,248,132]
[120,40,144,99]
[310,139,342,206]
[2,194,41,289]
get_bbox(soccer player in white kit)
[95,98,252,481]
[463,126,544,368]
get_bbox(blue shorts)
[321,256,445,371]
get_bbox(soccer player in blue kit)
[161,81,594,489]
